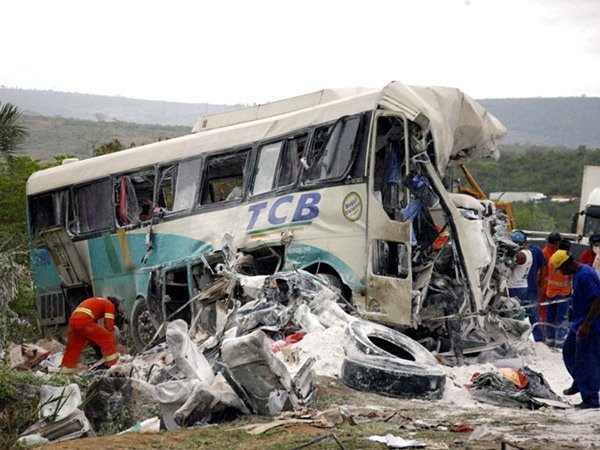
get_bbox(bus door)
[365,113,413,326]
[39,226,92,315]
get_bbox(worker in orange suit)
[60,296,121,374]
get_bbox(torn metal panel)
[380,83,506,174]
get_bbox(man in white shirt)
[507,230,536,333]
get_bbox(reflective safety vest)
[543,245,572,297]
[70,297,116,332]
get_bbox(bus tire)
[315,272,354,311]
[316,273,343,295]
[131,297,157,352]
[340,320,445,399]
[340,354,445,399]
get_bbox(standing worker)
[60,296,121,374]
[549,250,600,409]
[540,232,572,347]
[507,230,543,340]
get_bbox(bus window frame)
[301,113,364,187]
[112,166,157,230]
[73,176,116,237]
[156,155,204,220]
[248,130,310,200]
[28,192,58,238]
[198,146,252,210]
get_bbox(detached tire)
[130,297,157,352]
[340,320,445,399]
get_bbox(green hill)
[3,87,600,149]
[16,114,190,160]
[0,87,239,126]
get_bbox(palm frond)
[0,102,29,156]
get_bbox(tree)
[93,138,126,156]
[0,102,28,159]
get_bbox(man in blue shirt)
[549,250,600,409]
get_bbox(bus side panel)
[85,232,213,315]
[239,184,368,291]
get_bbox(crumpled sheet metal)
[381,82,506,174]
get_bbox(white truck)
[573,165,600,242]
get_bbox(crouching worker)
[549,250,600,409]
[60,296,121,375]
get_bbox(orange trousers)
[61,318,119,373]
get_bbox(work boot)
[90,362,110,373]
[563,384,579,396]
[574,401,599,409]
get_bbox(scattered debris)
[450,424,475,433]
[83,376,159,431]
[290,433,347,450]
[368,434,427,448]
[117,416,160,434]
[18,384,95,444]
[466,366,569,409]
[3,242,568,445]
[8,342,49,370]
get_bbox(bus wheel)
[315,272,353,311]
[315,273,343,295]
[131,298,157,352]
[340,320,446,399]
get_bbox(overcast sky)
[2,0,599,104]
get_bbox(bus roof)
[27,82,506,196]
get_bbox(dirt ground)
[41,374,600,450]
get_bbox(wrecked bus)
[26,82,526,356]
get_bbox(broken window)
[306,116,360,183]
[29,190,73,235]
[278,134,308,187]
[157,165,176,211]
[201,150,249,205]
[114,169,155,226]
[74,179,113,233]
[374,116,408,220]
[372,241,410,279]
[157,158,202,213]
[251,134,308,196]
[29,194,54,233]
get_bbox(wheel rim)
[135,309,156,347]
